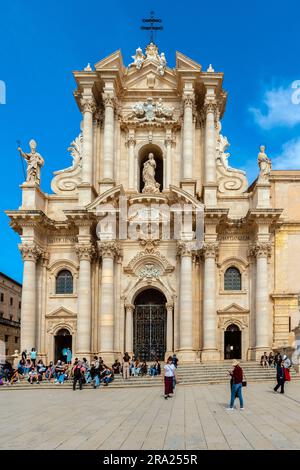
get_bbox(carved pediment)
[176,51,202,73]
[217,303,249,314]
[125,62,177,92]
[94,50,125,72]
[46,307,77,318]
[124,250,174,276]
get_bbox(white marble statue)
[18,139,44,185]
[129,47,145,70]
[258,145,272,180]
[157,52,167,76]
[142,153,160,193]
[145,42,160,62]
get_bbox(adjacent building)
[0,272,22,361]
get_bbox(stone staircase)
[1,361,299,390]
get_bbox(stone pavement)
[1,381,300,450]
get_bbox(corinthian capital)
[249,242,271,259]
[177,240,194,257]
[19,243,42,262]
[75,244,95,261]
[202,242,219,259]
[98,241,121,258]
[102,92,115,108]
[183,93,195,108]
[203,97,218,114]
[81,97,96,114]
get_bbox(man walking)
[274,360,285,394]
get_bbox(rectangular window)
[0,312,3,318]
[4,335,9,342]
[15,336,18,343]
[5,348,9,357]
[0,293,3,302]
[10,297,13,306]
[289,316,291,333]
[19,301,21,309]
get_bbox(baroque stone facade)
[6,43,300,363]
[0,272,22,361]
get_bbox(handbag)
[242,380,247,387]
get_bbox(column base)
[180,180,196,196]
[98,352,117,365]
[98,179,115,195]
[176,349,197,362]
[201,349,220,362]
[250,347,270,362]
[78,183,97,206]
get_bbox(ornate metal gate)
[134,304,166,361]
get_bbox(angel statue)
[258,145,272,181]
[142,153,160,194]
[18,139,44,185]
[129,47,145,70]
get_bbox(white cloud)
[272,138,300,170]
[249,83,300,129]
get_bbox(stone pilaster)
[75,243,95,358]
[19,243,42,353]
[166,302,174,357]
[250,242,272,359]
[125,303,134,356]
[98,241,120,363]
[201,242,220,361]
[100,90,115,193]
[79,97,96,205]
[203,96,218,207]
[177,241,196,361]
[38,252,49,361]
[165,129,174,189]
[126,130,136,192]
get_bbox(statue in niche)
[18,139,44,185]
[142,153,160,193]
[258,145,272,180]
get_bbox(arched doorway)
[134,288,167,361]
[139,144,163,192]
[224,324,241,359]
[54,328,72,363]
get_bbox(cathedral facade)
[7,43,300,364]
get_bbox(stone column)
[166,303,174,355]
[39,252,49,361]
[102,92,115,181]
[19,244,41,353]
[204,99,217,184]
[76,244,94,357]
[126,130,136,191]
[98,241,120,363]
[165,129,173,188]
[177,241,196,361]
[125,304,134,355]
[202,243,220,361]
[81,97,96,185]
[182,93,194,180]
[253,242,271,358]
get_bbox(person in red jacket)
[228,360,244,410]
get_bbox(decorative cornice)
[177,240,194,257]
[139,239,160,253]
[102,92,115,108]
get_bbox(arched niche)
[138,144,163,193]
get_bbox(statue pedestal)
[19,182,46,210]
[253,181,271,209]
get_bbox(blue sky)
[1,0,300,283]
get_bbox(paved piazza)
[1,382,300,450]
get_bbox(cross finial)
[141,10,163,44]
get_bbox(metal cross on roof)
[141,11,163,43]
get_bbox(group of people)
[260,351,287,368]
